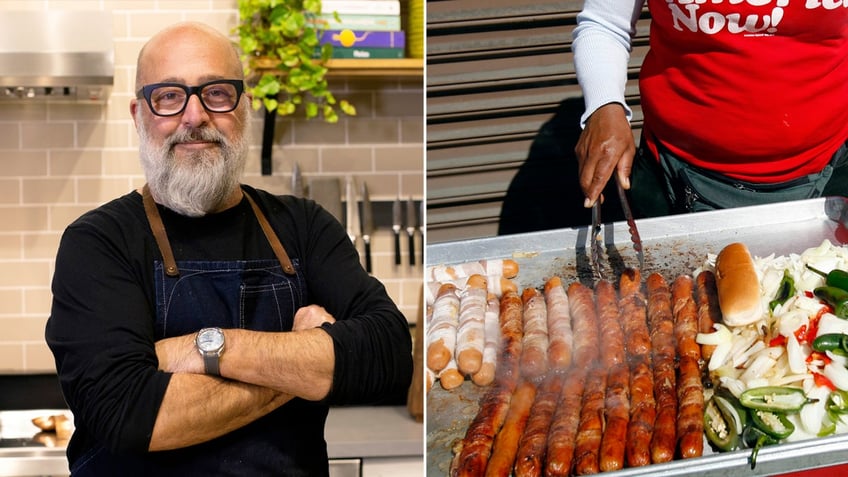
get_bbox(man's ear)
[130,99,140,129]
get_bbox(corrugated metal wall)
[426,0,650,243]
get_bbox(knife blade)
[360,182,374,273]
[590,200,604,280]
[419,200,425,265]
[392,196,402,266]
[344,176,359,247]
[406,196,417,266]
[291,162,304,197]
[615,176,644,269]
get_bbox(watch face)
[197,328,224,352]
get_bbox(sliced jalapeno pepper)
[814,286,848,319]
[807,265,848,292]
[812,333,848,356]
[716,387,749,430]
[827,389,848,414]
[769,269,795,311]
[742,425,778,470]
[704,396,740,451]
[750,409,794,439]
[739,386,816,412]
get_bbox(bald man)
[46,22,412,476]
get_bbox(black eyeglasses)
[136,79,245,117]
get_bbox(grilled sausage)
[485,380,537,477]
[450,382,514,477]
[672,275,701,360]
[625,358,656,467]
[676,355,705,459]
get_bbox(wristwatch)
[195,327,225,376]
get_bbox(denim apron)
[70,185,327,477]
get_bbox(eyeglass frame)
[135,79,246,117]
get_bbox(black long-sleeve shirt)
[45,186,413,474]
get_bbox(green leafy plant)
[236,0,356,122]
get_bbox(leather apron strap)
[142,184,296,277]
[142,184,180,277]
[242,190,296,275]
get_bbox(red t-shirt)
[641,0,848,183]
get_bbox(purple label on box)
[320,30,405,48]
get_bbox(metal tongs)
[590,176,645,279]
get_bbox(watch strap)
[203,352,220,376]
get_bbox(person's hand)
[293,305,336,331]
[574,103,637,207]
[155,334,201,374]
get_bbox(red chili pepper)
[769,335,788,347]
[793,325,808,344]
[807,351,833,365]
[805,290,815,298]
[814,372,837,391]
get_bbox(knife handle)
[408,232,416,266]
[364,240,372,273]
[394,232,401,266]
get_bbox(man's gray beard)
[137,113,249,217]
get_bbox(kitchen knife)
[406,196,417,266]
[360,182,374,273]
[615,176,645,269]
[291,162,304,197]
[345,176,359,247]
[392,196,402,266]
[590,200,604,280]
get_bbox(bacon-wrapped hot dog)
[544,276,572,371]
[625,359,656,467]
[450,382,513,477]
[646,273,677,464]
[600,363,630,472]
[672,275,700,360]
[425,275,519,306]
[472,293,501,386]
[514,373,564,477]
[497,289,525,387]
[596,279,625,368]
[672,275,704,459]
[695,270,721,360]
[676,355,704,459]
[520,287,549,379]
[544,368,586,477]
[572,364,607,475]
[457,274,488,375]
[567,282,600,366]
[619,269,651,361]
[439,358,465,390]
[427,283,460,373]
[451,290,525,476]
[485,380,537,477]
[427,258,520,282]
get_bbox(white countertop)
[326,405,423,459]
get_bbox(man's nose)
[181,93,210,126]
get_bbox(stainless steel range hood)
[0,11,114,102]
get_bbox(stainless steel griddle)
[425,197,848,477]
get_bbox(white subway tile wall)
[0,0,424,372]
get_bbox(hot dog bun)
[714,242,762,327]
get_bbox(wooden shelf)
[325,58,423,77]
[252,58,423,79]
